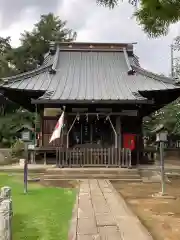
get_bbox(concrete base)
[27,177,40,183]
[152,192,176,199]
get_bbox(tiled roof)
[1,42,179,103]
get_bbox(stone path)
[69,179,153,240]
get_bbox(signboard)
[21,131,30,141]
[28,144,35,150]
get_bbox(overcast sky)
[0,0,180,75]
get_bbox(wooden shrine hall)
[1,42,180,167]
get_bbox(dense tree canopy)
[0,13,76,78]
[8,13,77,73]
[0,109,35,147]
[98,0,180,138]
[0,13,76,146]
[97,0,180,37]
[143,101,180,136]
[0,37,16,78]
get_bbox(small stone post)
[0,186,13,240]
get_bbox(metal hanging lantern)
[154,124,168,143]
[152,124,168,196]
[105,115,109,123]
[77,113,80,123]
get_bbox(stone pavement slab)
[78,218,97,235]
[77,234,101,240]
[99,226,121,240]
[71,179,154,240]
[95,213,116,226]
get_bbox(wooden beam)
[68,111,138,117]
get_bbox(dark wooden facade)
[36,104,143,166]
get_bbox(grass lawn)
[0,174,76,240]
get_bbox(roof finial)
[49,41,56,55]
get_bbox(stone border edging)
[0,186,13,240]
[106,180,154,240]
[68,187,79,240]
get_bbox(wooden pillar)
[116,116,121,148]
[40,106,44,147]
[137,117,143,165]
[62,112,68,147]
[90,124,93,143]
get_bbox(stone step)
[46,168,138,176]
[43,174,141,180]
[43,177,142,181]
[0,168,46,174]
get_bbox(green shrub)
[11,139,25,158]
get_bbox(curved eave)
[1,65,51,83]
[0,85,45,94]
[31,98,154,105]
[139,87,180,96]
[132,65,176,85]
[0,87,45,111]
[139,87,180,107]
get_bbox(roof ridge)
[123,48,136,75]
[132,65,175,85]
[131,55,140,67]
[49,45,60,74]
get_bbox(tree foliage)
[9,13,77,73]
[0,13,76,146]
[0,109,35,147]
[0,37,16,78]
[97,0,180,37]
[171,36,180,79]
[143,35,180,137]
[97,1,180,136]
[143,100,180,138]
[0,13,76,76]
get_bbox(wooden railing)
[164,140,180,149]
[56,147,132,168]
[145,141,180,150]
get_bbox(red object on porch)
[123,133,136,150]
